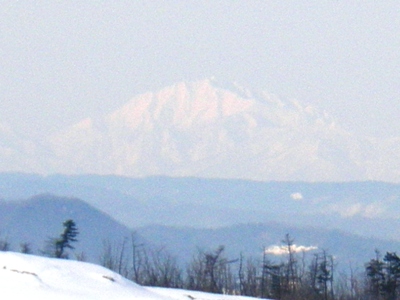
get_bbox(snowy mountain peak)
[2,79,399,182]
[106,79,333,132]
[108,79,254,129]
[46,79,362,181]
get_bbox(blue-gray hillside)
[1,173,400,241]
[0,194,140,262]
[136,223,400,272]
[0,191,399,272]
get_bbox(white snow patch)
[290,192,303,201]
[149,287,266,300]
[265,244,318,255]
[0,252,271,300]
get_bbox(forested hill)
[1,173,400,241]
[0,194,140,262]
[1,192,400,273]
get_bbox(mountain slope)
[0,194,139,262]
[2,174,400,241]
[1,176,400,271]
[136,222,400,271]
[49,79,387,181]
[0,252,166,300]
[1,79,399,181]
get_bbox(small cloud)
[290,192,303,201]
[265,244,317,256]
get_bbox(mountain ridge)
[0,194,140,262]
[1,78,399,181]
[2,173,400,242]
[1,192,400,273]
[47,79,384,181]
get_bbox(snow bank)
[0,252,271,300]
[149,287,271,300]
[0,252,169,300]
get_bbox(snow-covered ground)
[148,287,267,300]
[0,252,270,300]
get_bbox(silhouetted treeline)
[95,233,400,300]
[4,230,400,300]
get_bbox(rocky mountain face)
[2,79,400,181]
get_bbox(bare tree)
[186,246,237,294]
[239,256,260,297]
[99,239,129,277]
[282,233,298,295]
[139,246,183,288]
[20,242,32,254]
[316,250,333,300]
[0,235,11,251]
[130,232,145,283]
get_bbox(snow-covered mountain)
[47,78,399,182]
[0,251,268,299]
[1,79,399,181]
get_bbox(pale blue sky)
[1,1,399,138]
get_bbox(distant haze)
[1,1,399,140]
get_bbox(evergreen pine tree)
[55,219,79,259]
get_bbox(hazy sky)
[1,1,399,139]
